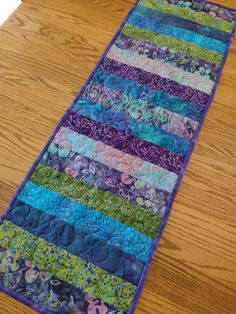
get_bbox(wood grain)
[0,0,236,313]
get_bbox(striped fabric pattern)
[0,1,235,313]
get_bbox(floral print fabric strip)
[0,0,235,313]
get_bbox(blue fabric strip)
[7,199,145,286]
[73,98,191,156]
[17,181,152,263]
[134,5,230,44]
[93,69,203,121]
[127,14,226,54]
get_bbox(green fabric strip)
[139,0,234,33]
[122,24,222,65]
[0,220,136,312]
[30,163,161,238]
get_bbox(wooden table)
[0,0,236,313]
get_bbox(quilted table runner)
[0,0,235,313]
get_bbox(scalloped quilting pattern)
[7,200,145,286]
[0,220,136,312]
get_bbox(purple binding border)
[0,0,235,313]
[0,283,54,314]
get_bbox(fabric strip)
[100,57,210,107]
[115,33,219,81]
[122,24,222,64]
[0,247,121,314]
[162,0,236,23]
[134,5,231,43]
[74,96,193,149]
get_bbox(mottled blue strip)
[93,69,204,121]
[73,98,191,156]
[17,181,152,262]
[127,14,226,54]
[7,200,145,286]
[134,5,230,44]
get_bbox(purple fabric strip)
[63,112,184,174]
[100,57,210,107]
